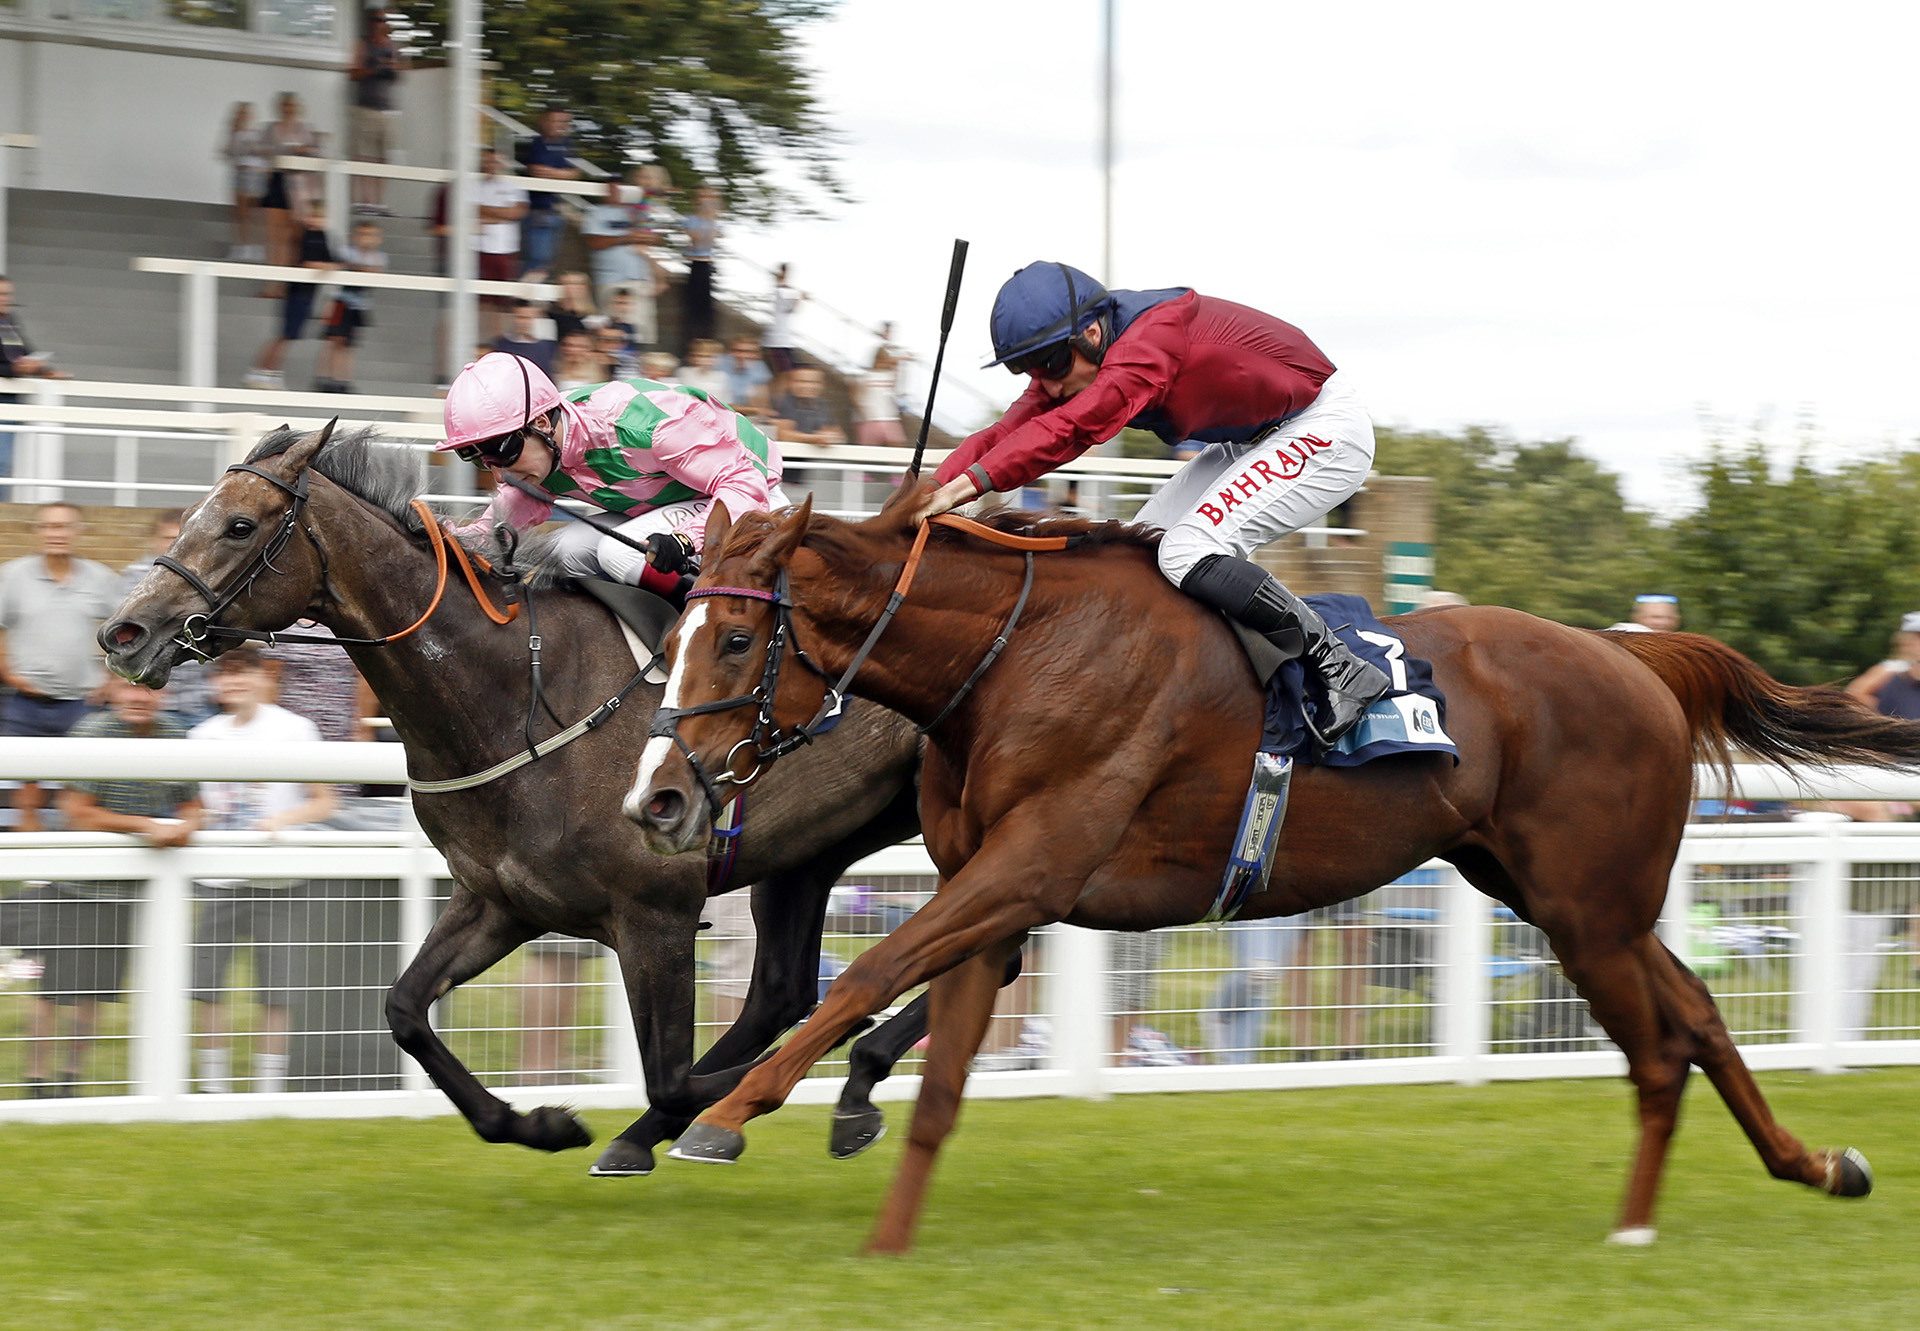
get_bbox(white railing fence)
[2,748,1918,1123]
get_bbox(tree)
[1373,427,1663,626]
[395,0,845,219]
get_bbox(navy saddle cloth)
[1261,593,1460,767]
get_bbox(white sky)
[729,0,1920,513]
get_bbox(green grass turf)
[2,1070,1915,1330]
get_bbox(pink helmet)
[439,352,564,452]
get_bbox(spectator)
[515,106,580,281]
[547,270,602,342]
[1,274,75,489]
[221,101,269,261]
[0,677,201,1096]
[640,350,681,382]
[474,146,528,340]
[1205,907,1372,1061]
[258,91,322,287]
[316,219,386,393]
[763,262,804,387]
[854,344,908,447]
[492,299,556,377]
[721,334,773,416]
[581,177,661,310]
[680,182,723,351]
[679,338,730,400]
[1111,934,1191,1066]
[602,286,646,357]
[594,322,638,380]
[553,328,603,391]
[0,502,121,831]
[245,197,338,391]
[1608,593,1680,633]
[189,647,336,1094]
[1846,613,1920,720]
[118,509,217,728]
[772,365,847,446]
[347,6,406,217]
[638,163,680,226]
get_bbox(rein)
[650,513,1074,817]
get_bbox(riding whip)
[907,237,970,479]
[496,471,661,560]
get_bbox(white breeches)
[1136,370,1375,586]
[555,484,793,584]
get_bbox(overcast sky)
[728,1,1920,513]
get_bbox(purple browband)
[686,585,779,604]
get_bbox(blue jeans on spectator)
[1209,915,1306,1063]
[521,210,564,277]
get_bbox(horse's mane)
[246,424,431,535]
[938,504,1163,553]
[245,422,580,578]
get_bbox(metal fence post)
[398,808,435,1097]
[1438,866,1488,1084]
[1049,924,1110,1099]
[133,863,194,1107]
[1797,817,1847,1073]
[183,267,217,411]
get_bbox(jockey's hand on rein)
[645,530,696,574]
[913,474,981,526]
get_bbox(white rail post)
[183,266,217,411]
[325,162,349,245]
[22,380,64,504]
[606,947,644,1095]
[1796,817,1847,1073]
[398,807,435,1096]
[1659,849,1694,962]
[133,863,194,1105]
[0,139,10,274]
[1049,924,1110,1099]
[1438,865,1488,1083]
[114,431,139,508]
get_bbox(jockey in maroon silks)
[916,261,1390,744]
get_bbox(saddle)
[576,579,676,685]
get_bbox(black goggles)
[455,431,527,468]
[1004,340,1075,381]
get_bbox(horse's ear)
[872,472,930,535]
[280,418,337,476]
[704,499,734,553]
[749,494,813,577]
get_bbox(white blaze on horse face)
[632,601,710,802]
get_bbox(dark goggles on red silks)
[1004,339,1075,381]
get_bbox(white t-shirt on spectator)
[475,175,530,255]
[190,704,323,830]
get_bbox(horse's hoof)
[524,1105,593,1152]
[668,1121,744,1165]
[1825,1147,1874,1198]
[588,1138,655,1177]
[1606,1226,1657,1247]
[830,1107,887,1159]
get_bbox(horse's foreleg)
[864,938,1021,1255]
[1645,939,1873,1202]
[385,887,588,1151]
[595,875,830,1177]
[833,947,1022,1159]
[671,809,1101,1164]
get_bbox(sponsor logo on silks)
[1197,434,1336,527]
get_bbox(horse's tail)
[1605,629,1920,791]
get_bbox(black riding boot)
[1181,554,1392,746]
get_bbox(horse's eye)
[723,631,753,655]
[225,517,257,539]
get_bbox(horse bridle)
[649,514,1069,819]
[156,461,323,657]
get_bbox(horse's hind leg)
[865,936,1022,1255]
[1643,939,1873,1200]
[833,945,1024,1159]
[1452,851,1693,1241]
[386,886,590,1151]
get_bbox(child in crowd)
[641,350,681,382]
[245,197,337,390]
[222,102,269,262]
[553,328,604,391]
[721,335,773,416]
[603,285,644,353]
[594,323,638,379]
[678,338,730,400]
[316,219,386,393]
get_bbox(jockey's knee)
[594,533,649,586]
[1157,523,1231,588]
[553,525,602,579]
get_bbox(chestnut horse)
[630,481,1918,1254]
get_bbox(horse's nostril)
[105,621,146,649]
[645,790,685,826]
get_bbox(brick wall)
[1251,475,1435,604]
[0,503,163,572]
